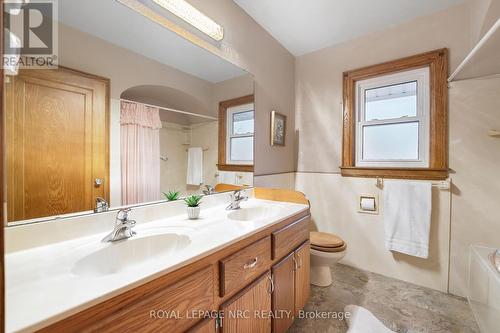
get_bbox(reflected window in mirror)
[218,95,255,172]
[227,104,254,165]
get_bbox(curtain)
[121,101,162,205]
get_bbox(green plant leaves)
[184,195,202,207]
[163,191,180,201]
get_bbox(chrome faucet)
[203,185,216,195]
[493,249,500,273]
[226,189,248,210]
[102,208,136,242]
[94,197,109,213]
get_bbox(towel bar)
[375,178,450,190]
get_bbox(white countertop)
[6,199,308,333]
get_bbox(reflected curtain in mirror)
[120,101,162,205]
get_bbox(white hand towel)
[186,147,203,185]
[384,181,432,258]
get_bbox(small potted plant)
[163,191,180,201]
[184,195,202,219]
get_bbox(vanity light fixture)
[151,0,224,41]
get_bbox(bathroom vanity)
[6,189,311,333]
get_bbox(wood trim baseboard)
[217,164,254,172]
[0,0,5,330]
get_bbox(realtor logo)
[3,0,58,71]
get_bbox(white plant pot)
[187,206,200,219]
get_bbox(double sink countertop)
[5,198,309,333]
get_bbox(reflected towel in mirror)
[187,147,203,185]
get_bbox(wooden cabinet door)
[5,68,109,221]
[187,318,216,333]
[78,266,214,333]
[294,241,310,316]
[220,272,272,333]
[271,253,295,333]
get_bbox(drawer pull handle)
[268,274,275,294]
[244,257,258,269]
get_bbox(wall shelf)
[448,18,500,82]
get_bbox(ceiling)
[58,0,247,83]
[234,0,467,56]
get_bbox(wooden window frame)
[218,95,254,172]
[341,49,449,180]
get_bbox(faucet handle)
[116,208,131,221]
[94,197,109,213]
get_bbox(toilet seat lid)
[310,231,344,248]
[311,242,347,253]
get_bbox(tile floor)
[290,264,479,333]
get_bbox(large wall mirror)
[3,0,255,225]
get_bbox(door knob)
[95,178,103,187]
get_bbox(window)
[226,103,254,164]
[355,68,429,168]
[218,95,254,172]
[341,49,448,180]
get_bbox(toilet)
[310,231,347,287]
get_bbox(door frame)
[1,0,5,329]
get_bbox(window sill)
[340,166,448,180]
[218,164,254,172]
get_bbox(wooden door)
[5,67,109,221]
[271,253,295,333]
[187,318,216,333]
[294,241,310,316]
[220,272,272,333]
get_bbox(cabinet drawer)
[220,236,272,296]
[84,266,214,333]
[272,216,310,260]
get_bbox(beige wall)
[254,173,295,189]
[289,1,494,295]
[448,76,500,295]
[59,24,214,106]
[159,122,189,196]
[190,0,296,176]
[296,175,452,292]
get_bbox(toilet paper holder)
[358,194,378,214]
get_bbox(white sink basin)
[72,233,190,278]
[227,206,281,221]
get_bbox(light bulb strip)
[152,0,223,41]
